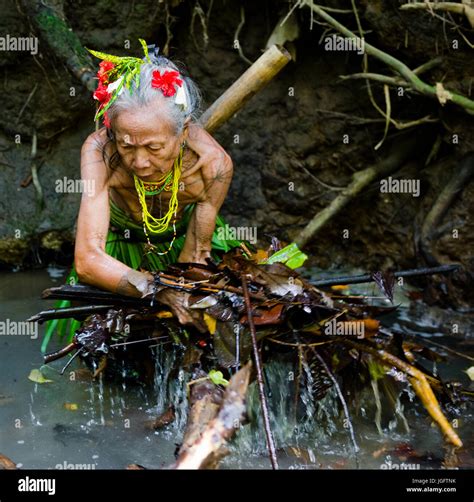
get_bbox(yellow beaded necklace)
[133,144,184,255]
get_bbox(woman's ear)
[182,117,192,143]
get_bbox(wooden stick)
[199,45,292,133]
[311,264,461,287]
[173,363,252,469]
[241,275,279,469]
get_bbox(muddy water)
[0,268,472,470]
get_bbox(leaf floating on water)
[465,366,474,381]
[28,369,53,384]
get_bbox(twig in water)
[311,347,360,468]
[241,274,279,469]
[60,347,84,375]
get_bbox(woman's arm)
[178,149,233,264]
[74,130,154,297]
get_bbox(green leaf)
[208,369,229,387]
[28,369,53,384]
[87,48,142,67]
[260,242,308,269]
[139,38,151,63]
[367,359,386,381]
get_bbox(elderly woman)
[43,44,245,349]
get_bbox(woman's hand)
[155,288,208,333]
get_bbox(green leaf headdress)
[87,39,151,124]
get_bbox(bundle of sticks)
[29,246,470,462]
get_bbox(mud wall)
[0,0,472,306]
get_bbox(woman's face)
[113,107,185,180]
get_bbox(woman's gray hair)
[107,54,202,134]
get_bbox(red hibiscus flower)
[93,82,111,104]
[103,111,111,129]
[97,61,115,84]
[151,70,183,97]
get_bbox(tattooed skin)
[74,109,233,305]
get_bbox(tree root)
[301,1,474,115]
[400,2,474,29]
[419,153,474,266]
[294,135,417,248]
[20,0,96,91]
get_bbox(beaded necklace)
[133,144,184,255]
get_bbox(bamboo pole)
[199,45,292,133]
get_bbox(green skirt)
[42,200,246,352]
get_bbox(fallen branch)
[20,0,96,90]
[177,372,224,467]
[199,44,292,133]
[172,363,251,469]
